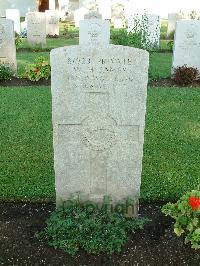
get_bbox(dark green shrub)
[167,40,174,51]
[0,64,14,81]
[173,65,199,86]
[24,56,51,81]
[39,198,149,256]
[15,32,22,50]
[167,30,175,40]
[162,190,200,250]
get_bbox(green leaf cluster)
[23,56,51,81]
[162,190,200,249]
[0,64,14,81]
[39,198,149,256]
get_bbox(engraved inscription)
[82,115,117,151]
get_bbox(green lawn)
[149,52,172,80]
[19,37,78,50]
[0,87,199,202]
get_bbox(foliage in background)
[167,40,174,52]
[39,198,148,256]
[15,33,22,50]
[62,23,79,39]
[23,56,51,81]
[162,190,200,250]
[111,14,157,51]
[0,64,14,81]
[167,30,175,40]
[173,65,199,86]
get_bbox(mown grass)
[149,52,172,80]
[0,87,199,202]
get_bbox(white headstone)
[79,12,110,45]
[144,14,160,49]
[167,13,182,38]
[172,20,200,73]
[50,45,149,207]
[6,9,20,34]
[45,10,59,36]
[0,18,17,73]
[27,12,46,47]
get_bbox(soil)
[1,77,200,88]
[0,202,199,266]
[0,77,50,87]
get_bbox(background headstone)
[172,20,200,73]
[144,14,160,49]
[45,10,59,36]
[79,12,110,45]
[51,45,149,207]
[27,12,46,47]
[167,13,183,38]
[0,18,17,73]
[6,9,20,34]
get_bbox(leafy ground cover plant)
[15,32,22,50]
[172,65,199,86]
[23,56,51,81]
[39,198,149,256]
[162,190,200,250]
[0,64,14,81]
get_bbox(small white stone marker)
[51,43,149,207]
[0,18,17,73]
[172,20,200,73]
[79,12,110,45]
[45,10,59,36]
[27,12,46,48]
[6,9,21,34]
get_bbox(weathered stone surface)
[6,9,20,34]
[45,10,59,36]
[172,20,200,72]
[0,18,17,73]
[27,12,46,47]
[50,45,149,206]
[145,14,160,49]
[167,13,182,37]
[79,15,110,45]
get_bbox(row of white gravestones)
[0,18,17,73]
[27,11,59,47]
[172,20,200,73]
[6,9,21,34]
[51,12,149,211]
[167,13,183,38]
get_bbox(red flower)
[189,196,200,211]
